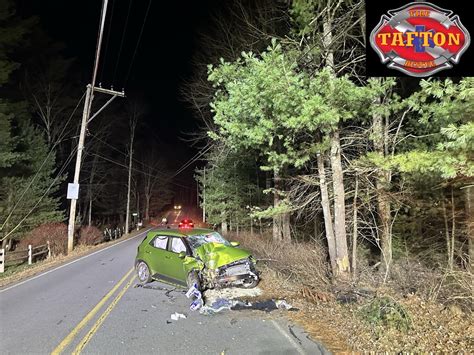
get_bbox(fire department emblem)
[370,2,470,76]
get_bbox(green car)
[135,228,259,290]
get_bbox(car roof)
[146,228,215,239]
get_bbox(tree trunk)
[136,190,140,222]
[221,220,228,235]
[377,180,392,277]
[88,197,92,227]
[442,198,452,269]
[466,186,473,271]
[282,212,291,242]
[272,169,291,241]
[145,195,150,221]
[125,149,133,235]
[86,151,99,227]
[2,189,13,250]
[373,104,392,278]
[273,169,282,241]
[352,174,359,277]
[317,152,337,274]
[330,131,350,278]
[323,10,349,278]
[450,187,456,269]
[125,124,136,235]
[322,13,334,71]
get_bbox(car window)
[152,236,168,249]
[170,238,187,253]
[187,232,231,251]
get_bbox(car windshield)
[187,232,231,252]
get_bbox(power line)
[172,144,211,177]
[89,152,190,189]
[172,144,213,178]
[124,0,152,85]
[87,132,187,184]
[99,0,115,85]
[112,0,134,85]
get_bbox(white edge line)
[271,320,306,355]
[0,228,152,294]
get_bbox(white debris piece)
[203,287,262,305]
[275,300,293,310]
[170,312,187,321]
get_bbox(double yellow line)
[52,267,135,355]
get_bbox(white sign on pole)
[67,183,79,199]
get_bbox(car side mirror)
[230,241,240,247]
[178,251,186,259]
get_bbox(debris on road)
[186,283,203,311]
[199,298,297,315]
[185,283,201,298]
[203,286,262,305]
[190,298,204,311]
[134,283,171,291]
[135,282,186,304]
[199,298,234,315]
[275,300,294,310]
[170,312,187,321]
[231,299,277,312]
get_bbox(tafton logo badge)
[370,2,470,77]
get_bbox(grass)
[1,262,33,279]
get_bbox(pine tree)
[0,0,63,248]
[0,102,64,248]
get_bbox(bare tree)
[125,105,140,234]
[23,57,77,148]
[140,151,167,221]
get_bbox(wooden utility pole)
[202,167,206,223]
[67,0,125,253]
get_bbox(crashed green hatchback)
[135,228,259,290]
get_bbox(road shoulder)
[0,227,151,290]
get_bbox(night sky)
[16,0,220,195]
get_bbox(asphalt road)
[0,217,327,354]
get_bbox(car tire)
[136,260,152,284]
[241,277,259,289]
[186,270,201,291]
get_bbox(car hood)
[195,242,252,270]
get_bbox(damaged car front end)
[212,257,259,288]
[186,234,259,289]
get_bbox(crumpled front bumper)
[212,258,259,287]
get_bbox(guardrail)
[103,226,125,241]
[0,242,51,273]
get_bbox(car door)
[145,235,169,276]
[162,237,188,284]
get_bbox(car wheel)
[241,277,259,288]
[136,261,152,284]
[186,270,201,291]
